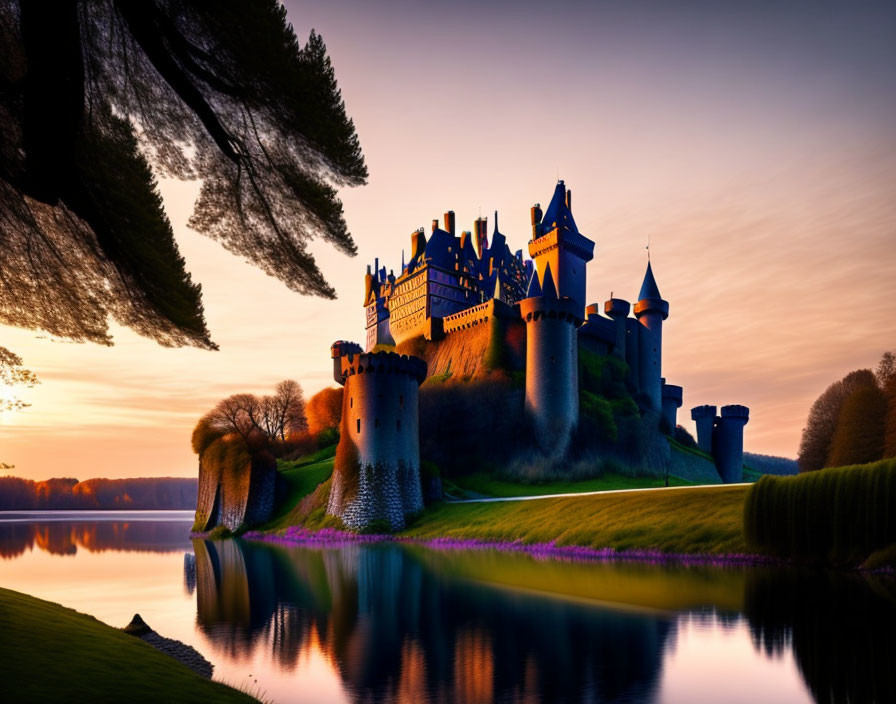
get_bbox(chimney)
[444,210,455,235]
[531,203,543,238]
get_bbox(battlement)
[633,297,669,320]
[441,298,518,336]
[604,298,630,319]
[519,295,583,325]
[662,384,683,405]
[720,404,750,422]
[691,404,717,420]
[332,346,428,387]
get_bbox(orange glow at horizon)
[1,0,895,479]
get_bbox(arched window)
[356,419,361,434]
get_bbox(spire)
[539,180,578,235]
[638,261,662,301]
[541,263,558,300]
[526,268,542,297]
[493,210,499,235]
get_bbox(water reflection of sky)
[3,514,894,703]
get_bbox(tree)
[0,346,38,412]
[1,346,39,469]
[306,387,342,436]
[797,369,877,472]
[826,383,887,467]
[204,393,262,446]
[0,2,366,349]
[259,380,307,440]
[876,351,896,388]
[884,374,896,459]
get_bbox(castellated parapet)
[691,405,717,454]
[327,342,427,531]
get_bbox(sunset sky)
[2,0,895,479]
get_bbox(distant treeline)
[0,476,197,510]
[743,453,798,476]
[798,351,896,472]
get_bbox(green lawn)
[402,485,750,555]
[0,588,257,703]
[265,445,336,526]
[444,472,694,499]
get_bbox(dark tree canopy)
[797,369,876,472]
[0,1,366,348]
[826,383,887,468]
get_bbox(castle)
[328,181,750,530]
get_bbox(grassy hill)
[0,588,257,703]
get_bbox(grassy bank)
[400,485,749,554]
[0,588,257,703]
[745,457,896,567]
[445,472,694,499]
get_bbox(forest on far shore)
[0,476,197,511]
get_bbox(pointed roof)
[526,269,542,297]
[638,261,663,301]
[540,180,578,235]
[541,263,558,299]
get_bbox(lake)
[1,511,894,703]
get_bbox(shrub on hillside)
[673,425,698,449]
[306,387,343,436]
[826,383,887,467]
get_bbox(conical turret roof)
[638,261,663,301]
[540,180,578,235]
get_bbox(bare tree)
[259,380,307,440]
[205,393,262,445]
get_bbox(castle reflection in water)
[191,539,896,704]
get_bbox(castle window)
[350,397,353,408]
[357,419,361,434]
[397,419,401,431]
[399,394,404,408]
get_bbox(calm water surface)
[1,511,894,703]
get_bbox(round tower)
[714,405,750,484]
[327,343,427,531]
[633,262,669,411]
[660,381,683,432]
[690,405,717,454]
[520,268,583,458]
[604,298,630,360]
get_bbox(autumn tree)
[797,369,877,472]
[305,387,342,436]
[0,2,366,349]
[259,380,307,441]
[826,382,887,467]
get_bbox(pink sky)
[2,1,895,479]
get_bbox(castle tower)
[520,270,583,458]
[528,181,595,314]
[661,381,683,432]
[714,405,750,483]
[327,342,427,531]
[604,298,630,359]
[633,261,669,410]
[520,182,594,458]
[690,405,717,453]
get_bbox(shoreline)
[236,526,781,569]
[226,526,895,575]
